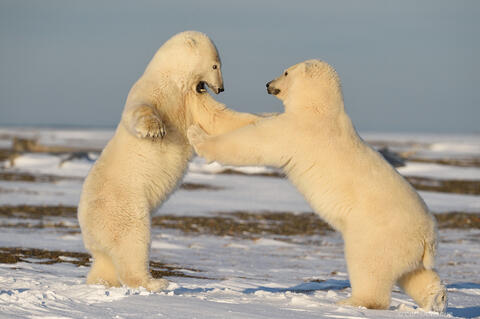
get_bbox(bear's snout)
[217,86,224,93]
[266,81,280,95]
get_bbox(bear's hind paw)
[422,285,447,313]
[144,278,169,292]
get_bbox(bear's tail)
[422,239,436,270]
[422,230,437,270]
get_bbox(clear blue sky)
[0,0,478,133]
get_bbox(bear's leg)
[397,267,447,313]
[86,251,121,287]
[109,220,168,292]
[337,246,394,309]
[187,120,285,168]
[337,267,394,310]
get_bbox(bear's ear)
[185,37,198,49]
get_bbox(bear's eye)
[212,65,218,70]
[284,71,288,76]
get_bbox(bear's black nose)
[266,81,271,88]
[218,87,224,93]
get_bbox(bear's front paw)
[422,284,447,313]
[187,125,208,147]
[187,125,214,162]
[135,115,166,139]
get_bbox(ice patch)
[399,162,480,180]
[151,240,185,250]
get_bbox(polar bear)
[187,59,447,312]
[77,31,260,291]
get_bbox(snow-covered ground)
[0,128,479,319]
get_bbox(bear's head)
[266,59,343,113]
[147,31,224,95]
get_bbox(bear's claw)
[187,125,214,162]
[136,115,166,140]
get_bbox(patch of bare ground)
[152,212,332,238]
[339,139,480,168]
[10,137,101,153]
[0,149,13,163]
[179,183,224,191]
[405,176,480,195]
[149,261,209,280]
[0,247,90,266]
[198,169,480,196]
[366,140,430,149]
[0,171,81,183]
[0,186,41,195]
[0,171,221,191]
[435,212,480,229]
[153,211,480,235]
[1,205,479,233]
[408,157,480,168]
[222,170,480,196]
[0,205,77,219]
[0,247,209,279]
[221,171,480,196]
[2,141,479,196]
[0,137,100,167]
[219,169,284,178]
[0,222,80,230]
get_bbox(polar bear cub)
[187,59,447,312]
[78,31,260,291]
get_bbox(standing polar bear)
[188,59,447,312]
[78,31,259,291]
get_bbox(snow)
[1,158,477,215]
[0,127,113,151]
[417,191,480,214]
[4,153,94,178]
[189,157,279,176]
[398,162,480,181]
[0,128,479,318]
[1,227,479,318]
[361,132,480,159]
[0,180,82,206]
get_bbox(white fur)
[188,59,447,312]
[78,31,259,291]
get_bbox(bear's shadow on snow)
[446,282,480,318]
[165,279,350,296]
[243,279,350,295]
[173,287,216,295]
[0,288,29,296]
[448,306,480,319]
[447,282,480,290]
[242,281,480,318]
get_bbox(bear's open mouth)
[196,81,207,93]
